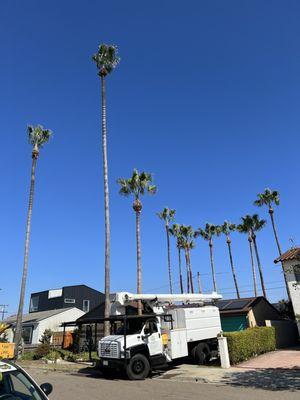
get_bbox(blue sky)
[1,0,299,314]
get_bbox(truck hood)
[100,334,144,349]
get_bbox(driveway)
[237,349,300,369]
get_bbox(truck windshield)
[115,319,146,335]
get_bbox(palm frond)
[28,125,52,148]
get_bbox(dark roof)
[76,302,138,324]
[31,284,103,297]
[5,308,77,325]
[274,248,300,263]
[217,297,259,314]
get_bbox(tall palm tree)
[92,44,120,336]
[180,225,195,293]
[219,221,240,298]
[14,125,52,358]
[169,223,184,294]
[237,217,258,297]
[117,169,156,314]
[157,208,176,294]
[251,214,267,298]
[195,223,220,292]
[197,272,202,294]
[254,188,290,301]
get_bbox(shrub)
[34,343,51,360]
[224,327,276,365]
[21,351,35,361]
[39,329,53,345]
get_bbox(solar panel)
[223,300,251,310]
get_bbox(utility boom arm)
[112,292,222,314]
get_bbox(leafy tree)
[180,225,196,293]
[254,188,290,301]
[39,329,53,345]
[14,125,52,358]
[169,223,184,294]
[157,208,176,293]
[92,44,120,336]
[195,223,220,292]
[117,169,156,314]
[219,221,240,298]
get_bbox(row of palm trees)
[157,189,288,303]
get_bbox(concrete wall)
[266,320,299,348]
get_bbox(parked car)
[0,360,53,399]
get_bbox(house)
[217,297,282,332]
[29,285,104,314]
[275,247,300,334]
[4,307,85,345]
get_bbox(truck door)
[142,320,163,356]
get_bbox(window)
[64,298,75,304]
[21,326,33,344]
[294,265,300,283]
[83,300,90,313]
[1,370,45,400]
[29,296,39,312]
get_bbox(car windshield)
[0,370,45,400]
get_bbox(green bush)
[224,327,276,365]
[34,343,51,360]
[21,351,35,361]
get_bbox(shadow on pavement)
[222,368,300,391]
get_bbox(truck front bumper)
[99,358,127,371]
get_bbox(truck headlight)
[120,350,130,358]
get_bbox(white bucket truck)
[98,292,223,380]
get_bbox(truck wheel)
[126,354,150,380]
[192,343,211,365]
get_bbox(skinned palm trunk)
[135,207,142,315]
[101,75,111,337]
[165,224,173,294]
[252,234,267,298]
[269,208,291,302]
[226,238,240,299]
[187,251,194,293]
[178,247,184,294]
[14,151,38,358]
[184,248,190,293]
[248,236,258,297]
[209,239,217,292]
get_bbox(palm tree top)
[28,125,52,149]
[92,44,120,76]
[195,223,221,240]
[157,207,176,224]
[219,221,236,236]
[117,169,157,199]
[237,214,266,234]
[254,188,280,208]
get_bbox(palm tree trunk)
[136,209,142,315]
[226,238,240,299]
[165,224,173,294]
[269,208,291,302]
[209,239,217,292]
[101,75,111,336]
[197,272,202,294]
[248,236,258,296]
[184,248,190,293]
[14,152,38,358]
[252,234,267,298]
[178,247,184,294]
[187,250,194,293]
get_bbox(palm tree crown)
[117,169,157,205]
[92,44,120,76]
[195,223,221,241]
[254,188,280,209]
[157,207,176,224]
[219,221,236,238]
[28,125,52,152]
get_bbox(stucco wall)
[283,259,300,333]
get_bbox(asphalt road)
[31,369,299,400]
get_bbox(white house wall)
[284,259,300,333]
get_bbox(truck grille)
[99,341,119,358]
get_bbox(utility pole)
[197,272,202,294]
[0,305,8,321]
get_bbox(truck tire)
[192,343,211,365]
[126,354,150,380]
